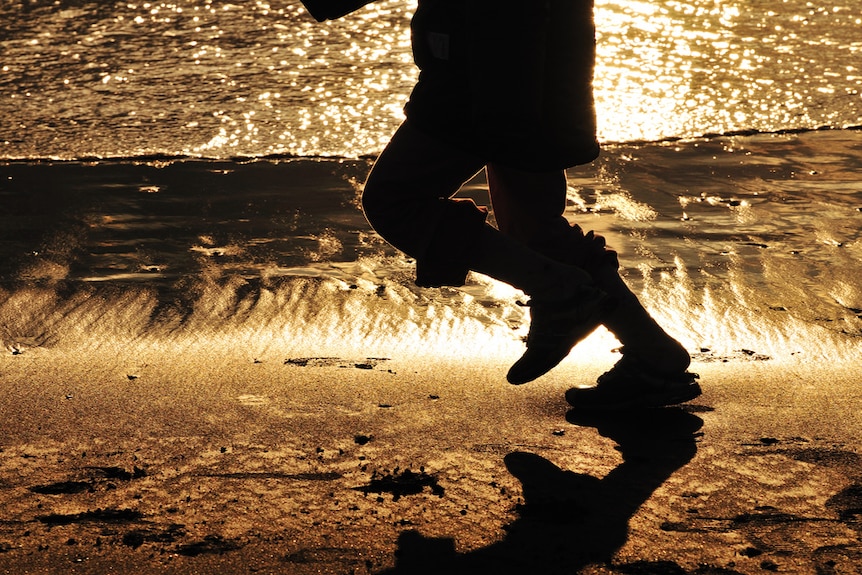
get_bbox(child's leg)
[363,122,608,383]
[362,122,483,265]
[486,163,689,375]
[362,122,593,300]
[485,163,614,272]
[485,166,571,247]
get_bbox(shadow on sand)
[379,407,704,574]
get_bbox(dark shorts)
[407,0,601,172]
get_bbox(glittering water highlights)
[594,0,862,142]
[1,1,415,160]
[1,0,860,159]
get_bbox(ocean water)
[1,0,861,367]
[2,0,861,158]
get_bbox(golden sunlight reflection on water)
[593,0,861,143]
[189,0,862,155]
[1,0,859,158]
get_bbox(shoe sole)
[565,381,703,411]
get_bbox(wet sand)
[1,345,862,574]
[1,129,862,573]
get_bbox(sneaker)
[565,353,701,410]
[507,285,612,385]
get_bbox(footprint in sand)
[236,394,269,406]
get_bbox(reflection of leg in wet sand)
[380,408,703,574]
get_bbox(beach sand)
[2,130,862,573]
[2,346,862,574]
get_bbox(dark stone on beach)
[121,531,145,548]
[732,510,799,526]
[826,483,862,521]
[122,524,185,548]
[30,481,93,495]
[90,466,147,481]
[354,434,372,445]
[738,349,771,361]
[355,469,445,501]
[285,357,376,368]
[176,534,240,557]
[37,508,143,526]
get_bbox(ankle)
[622,342,691,375]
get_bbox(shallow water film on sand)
[2,131,861,366]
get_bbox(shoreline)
[2,124,861,165]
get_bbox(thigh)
[361,121,487,258]
[363,122,486,208]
